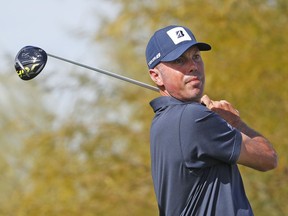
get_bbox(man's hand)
[201,95,278,171]
[201,95,241,128]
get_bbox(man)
[145,25,278,216]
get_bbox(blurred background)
[0,0,287,215]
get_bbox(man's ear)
[149,68,163,86]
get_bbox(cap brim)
[161,41,211,62]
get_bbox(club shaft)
[47,53,159,92]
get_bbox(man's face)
[150,46,205,102]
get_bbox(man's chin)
[180,94,202,102]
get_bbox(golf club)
[14,46,159,92]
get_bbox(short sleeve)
[179,104,242,169]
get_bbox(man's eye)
[173,58,185,64]
[193,54,201,61]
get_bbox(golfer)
[145,25,278,216]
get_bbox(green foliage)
[1,0,287,215]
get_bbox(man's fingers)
[200,95,212,107]
[201,95,240,117]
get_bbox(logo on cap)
[166,27,192,45]
[148,52,161,67]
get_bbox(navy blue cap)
[145,25,211,69]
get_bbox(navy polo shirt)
[150,96,253,216]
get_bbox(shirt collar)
[150,96,191,113]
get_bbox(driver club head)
[14,46,47,80]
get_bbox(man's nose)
[187,58,198,73]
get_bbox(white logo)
[148,52,161,66]
[166,27,192,45]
